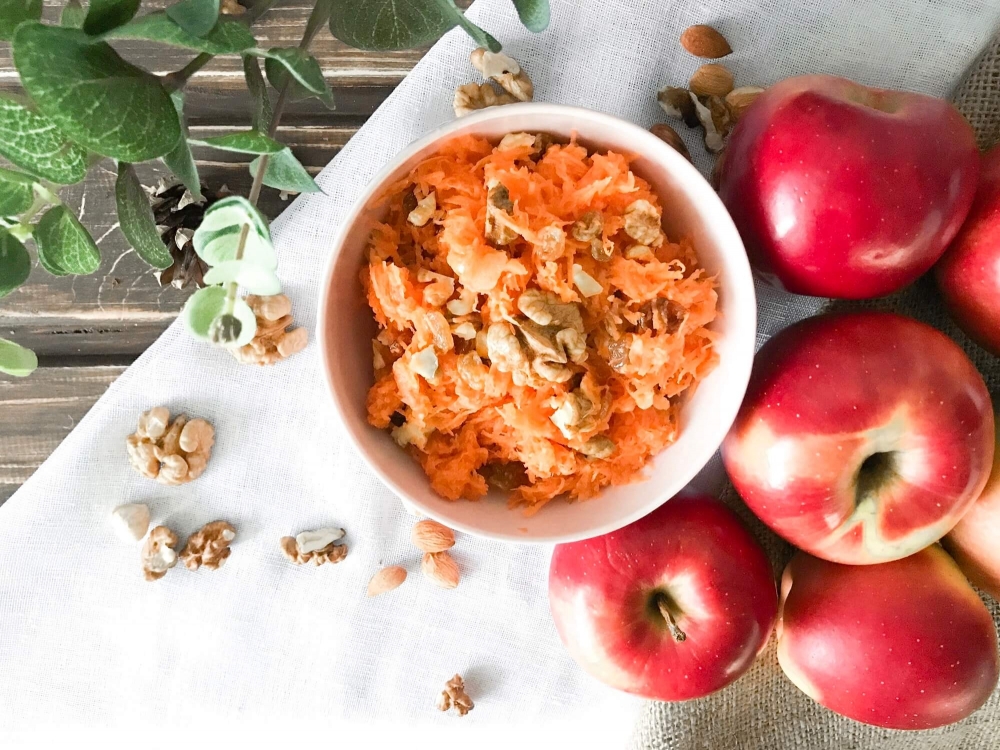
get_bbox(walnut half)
[126,407,215,485]
[180,521,236,571]
[231,294,308,366]
[436,674,474,716]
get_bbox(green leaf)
[0,0,42,40]
[510,0,549,32]
[61,0,86,28]
[0,338,37,377]
[0,231,32,298]
[183,286,256,346]
[193,196,275,269]
[34,205,100,275]
[13,24,181,162]
[242,55,273,131]
[165,0,220,37]
[102,12,255,53]
[203,259,280,294]
[115,163,172,269]
[262,54,334,109]
[162,92,202,201]
[329,0,452,51]
[250,150,320,194]
[443,0,501,52]
[257,48,329,96]
[0,167,37,216]
[83,0,141,35]
[189,129,285,155]
[0,96,89,184]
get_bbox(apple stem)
[656,596,687,642]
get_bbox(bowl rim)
[316,102,756,544]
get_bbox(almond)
[422,551,460,589]
[680,24,732,59]
[367,565,407,597]
[649,123,691,162]
[725,86,766,121]
[689,64,734,98]
[411,519,456,553]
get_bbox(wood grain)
[0,366,126,502]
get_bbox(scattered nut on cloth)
[279,528,348,566]
[141,526,179,581]
[453,47,533,117]
[230,294,308,365]
[367,565,407,597]
[436,674,474,716]
[126,407,215,485]
[180,521,236,571]
[410,520,455,553]
[110,503,150,542]
[421,551,460,589]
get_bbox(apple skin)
[548,493,778,701]
[944,414,1000,600]
[936,146,1000,355]
[718,74,979,299]
[722,312,994,565]
[777,548,999,729]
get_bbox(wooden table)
[0,0,446,502]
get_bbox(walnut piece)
[231,294,308,365]
[436,674,474,716]
[126,408,215,485]
[141,525,179,581]
[453,82,517,117]
[180,521,236,571]
[623,199,664,246]
[485,321,528,373]
[516,289,584,332]
[579,435,616,459]
[470,48,533,102]
[485,181,519,245]
[280,529,349,566]
[407,192,436,226]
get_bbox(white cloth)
[1,1,997,747]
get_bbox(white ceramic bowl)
[318,103,756,544]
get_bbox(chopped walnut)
[457,351,490,390]
[485,321,528,373]
[579,435,616,459]
[407,192,436,227]
[470,48,533,102]
[517,289,584,332]
[446,287,479,317]
[532,358,574,383]
[453,82,517,117]
[231,294,308,365]
[550,391,595,438]
[436,674,475,716]
[416,268,455,308]
[532,225,566,261]
[690,92,729,153]
[485,181,519,245]
[141,525,179,581]
[623,199,663,246]
[516,319,587,365]
[497,132,536,151]
[279,530,349,566]
[179,521,236,571]
[626,244,654,260]
[126,407,215,485]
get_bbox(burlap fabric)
[630,35,1000,750]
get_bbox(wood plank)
[0,366,125,503]
[0,123,355,358]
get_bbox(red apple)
[944,413,1000,600]
[722,312,994,564]
[936,146,1000,355]
[548,493,777,701]
[718,74,979,299]
[777,548,999,729]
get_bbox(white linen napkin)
[1,1,997,747]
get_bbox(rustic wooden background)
[0,0,456,501]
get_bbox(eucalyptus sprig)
[0,0,550,376]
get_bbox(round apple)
[777,548,999,729]
[936,146,1000,355]
[719,74,979,299]
[944,411,1000,600]
[548,493,777,701]
[722,311,994,564]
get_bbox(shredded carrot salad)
[363,133,719,515]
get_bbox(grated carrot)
[362,133,718,514]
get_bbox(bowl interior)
[319,104,755,544]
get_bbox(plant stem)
[656,595,687,643]
[221,0,327,312]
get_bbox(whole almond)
[725,85,765,121]
[680,24,732,59]
[649,123,691,162]
[689,64,734,98]
[411,519,455,553]
[367,565,407,596]
[422,551,460,589]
